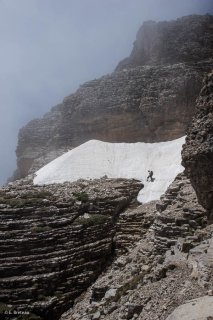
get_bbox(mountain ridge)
[12,14,213,180]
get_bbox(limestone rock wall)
[182,71,213,222]
[0,177,142,319]
[14,14,213,180]
[153,174,207,253]
[115,202,156,254]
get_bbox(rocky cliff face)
[56,71,213,320]
[116,14,213,70]
[60,174,212,320]
[14,14,213,179]
[2,14,213,320]
[0,177,142,319]
[1,173,212,320]
[182,71,213,223]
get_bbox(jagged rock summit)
[14,14,213,180]
[116,14,213,70]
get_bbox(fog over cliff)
[0,0,212,185]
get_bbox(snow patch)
[33,137,185,203]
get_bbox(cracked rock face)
[13,14,213,180]
[60,174,212,320]
[182,71,213,222]
[0,177,142,319]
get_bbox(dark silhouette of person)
[147,170,154,182]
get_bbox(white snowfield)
[34,137,185,203]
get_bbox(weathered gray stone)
[0,177,142,319]
[165,296,213,320]
[182,71,213,223]
[60,175,212,320]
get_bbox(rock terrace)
[0,177,142,319]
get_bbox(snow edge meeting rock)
[33,137,185,204]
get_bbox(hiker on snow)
[147,170,154,182]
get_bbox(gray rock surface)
[60,175,212,320]
[182,71,213,223]
[0,177,142,319]
[165,296,213,320]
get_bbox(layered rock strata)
[0,177,142,319]
[115,202,156,254]
[182,71,213,223]
[60,174,212,320]
[4,14,213,320]
[153,174,207,253]
[14,14,213,179]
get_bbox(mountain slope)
[13,14,213,180]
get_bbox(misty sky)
[0,0,212,185]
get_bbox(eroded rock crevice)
[182,71,213,224]
[60,174,212,320]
